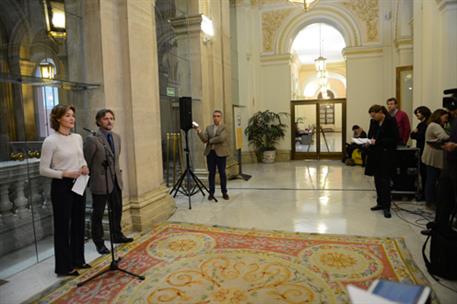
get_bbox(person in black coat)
[365,105,399,218]
[410,106,431,201]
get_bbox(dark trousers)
[425,165,441,205]
[435,167,457,229]
[419,161,427,198]
[91,183,123,246]
[374,175,391,210]
[207,150,227,195]
[50,178,86,274]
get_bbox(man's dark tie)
[107,133,115,153]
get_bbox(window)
[35,58,59,137]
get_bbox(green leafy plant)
[244,110,288,158]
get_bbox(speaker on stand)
[170,97,215,208]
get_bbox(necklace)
[58,130,71,136]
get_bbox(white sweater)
[39,133,87,179]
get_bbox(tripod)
[77,143,144,287]
[169,129,215,209]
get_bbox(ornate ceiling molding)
[343,0,379,42]
[262,8,294,52]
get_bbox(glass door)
[292,99,346,160]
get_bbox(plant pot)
[262,150,276,163]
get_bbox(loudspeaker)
[179,97,192,131]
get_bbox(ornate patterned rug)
[34,222,433,304]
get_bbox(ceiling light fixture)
[288,0,320,12]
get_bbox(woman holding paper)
[365,105,399,218]
[39,104,90,276]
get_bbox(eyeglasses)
[213,115,221,117]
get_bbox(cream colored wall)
[413,0,457,111]
[234,0,456,157]
[260,58,292,150]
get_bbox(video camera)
[443,88,457,110]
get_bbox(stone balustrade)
[0,159,53,256]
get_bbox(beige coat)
[421,122,449,169]
[197,124,230,157]
[83,130,123,194]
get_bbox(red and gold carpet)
[35,222,432,303]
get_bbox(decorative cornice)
[342,46,383,58]
[343,0,379,42]
[394,38,413,49]
[169,15,202,36]
[260,53,293,65]
[435,0,457,12]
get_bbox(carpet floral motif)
[34,222,433,304]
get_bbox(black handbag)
[422,224,457,280]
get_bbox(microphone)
[83,128,96,136]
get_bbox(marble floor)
[1,160,456,303]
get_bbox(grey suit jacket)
[197,124,230,157]
[83,130,123,195]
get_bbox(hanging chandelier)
[315,24,329,99]
[288,0,320,11]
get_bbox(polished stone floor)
[1,160,456,303]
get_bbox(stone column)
[343,47,384,141]
[437,0,457,91]
[121,0,175,231]
[67,0,175,233]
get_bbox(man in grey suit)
[196,110,230,201]
[84,109,132,255]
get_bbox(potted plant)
[244,110,288,163]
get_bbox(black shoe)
[383,209,392,218]
[96,244,110,254]
[57,270,79,277]
[75,263,91,269]
[421,229,432,236]
[370,205,384,211]
[208,194,215,201]
[222,193,229,200]
[113,235,133,244]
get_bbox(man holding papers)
[84,109,132,255]
[39,105,91,276]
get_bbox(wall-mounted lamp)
[40,60,56,79]
[201,15,215,43]
[43,0,66,39]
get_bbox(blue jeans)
[425,166,441,205]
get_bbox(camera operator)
[434,91,457,232]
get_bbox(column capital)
[169,14,202,36]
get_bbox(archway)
[289,22,347,160]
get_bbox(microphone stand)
[78,137,144,287]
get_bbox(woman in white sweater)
[421,109,449,208]
[40,105,90,276]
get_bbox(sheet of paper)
[347,285,396,304]
[352,137,371,145]
[71,175,90,196]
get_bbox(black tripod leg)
[171,169,188,197]
[170,169,186,196]
[117,268,145,280]
[77,268,110,287]
[189,170,207,196]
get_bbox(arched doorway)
[290,22,347,160]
